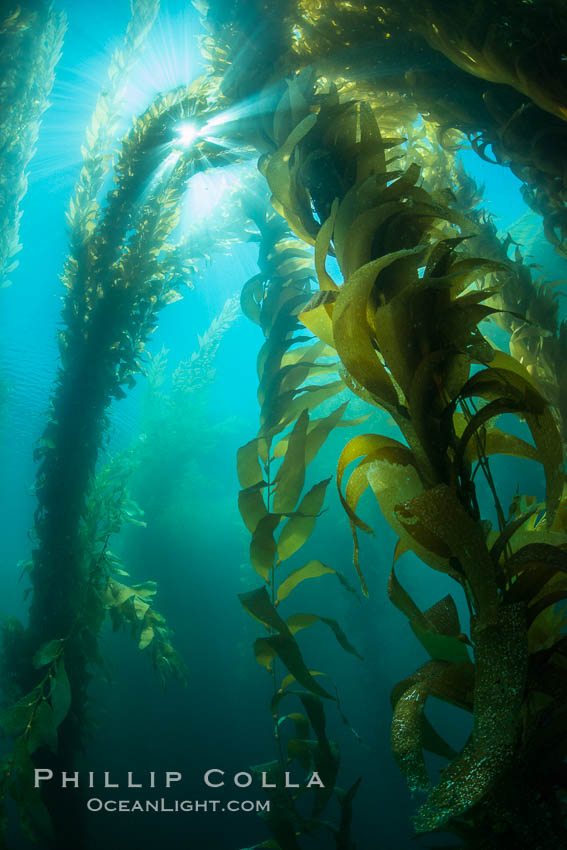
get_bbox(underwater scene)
[1,0,567,848]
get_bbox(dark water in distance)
[1,1,565,849]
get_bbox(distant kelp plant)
[0,0,65,285]
[235,181,367,848]
[130,294,242,523]
[0,2,237,846]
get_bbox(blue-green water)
[0,2,565,849]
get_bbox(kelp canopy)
[199,0,567,257]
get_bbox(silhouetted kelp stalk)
[57,296,243,673]
[0,12,240,850]
[0,0,66,285]
[235,183,366,848]
[253,73,567,847]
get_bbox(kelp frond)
[67,0,159,249]
[0,1,65,284]
[0,4,241,845]
[253,73,567,847]
[236,183,364,847]
[172,294,241,393]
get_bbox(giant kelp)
[237,186,365,848]
[252,74,567,847]
[0,2,237,844]
[0,0,565,847]
[0,1,65,284]
[192,4,567,844]
[197,0,567,258]
[130,294,242,523]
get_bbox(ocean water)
[0,2,565,849]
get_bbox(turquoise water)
[0,2,564,849]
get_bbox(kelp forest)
[1,0,567,848]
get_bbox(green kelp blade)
[33,639,63,669]
[239,587,333,698]
[455,398,530,470]
[277,479,332,561]
[237,438,265,490]
[304,402,349,465]
[286,737,313,771]
[410,625,470,665]
[272,402,353,466]
[280,339,329,368]
[28,701,58,755]
[49,658,71,728]
[333,252,413,407]
[338,433,413,533]
[268,381,345,438]
[338,433,417,596]
[272,410,308,513]
[239,489,268,534]
[254,638,277,672]
[271,674,331,714]
[357,102,386,183]
[388,566,429,628]
[241,273,265,326]
[335,777,362,850]
[139,625,155,649]
[505,542,567,603]
[314,200,340,292]
[266,113,318,214]
[423,595,464,637]
[240,586,288,632]
[278,362,338,398]
[389,568,470,662]
[397,484,500,616]
[297,693,339,816]
[279,711,310,741]
[286,613,363,659]
[258,634,332,699]
[0,689,40,737]
[10,738,53,843]
[471,427,539,465]
[460,362,564,522]
[279,672,329,693]
[276,559,335,603]
[250,514,281,581]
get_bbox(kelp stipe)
[0,1,65,284]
